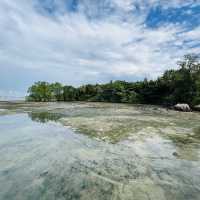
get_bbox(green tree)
[50,82,63,101]
[27,82,52,102]
[63,86,77,101]
[26,54,200,107]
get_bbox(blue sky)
[0,0,200,99]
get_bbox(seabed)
[0,102,200,200]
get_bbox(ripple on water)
[0,102,200,200]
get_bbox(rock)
[172,152,179,157]
[193,105,200,111]
[174,104,191,112]
[40,171,49,177]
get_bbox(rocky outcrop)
[193,105,200,111]
[174,104,191,112]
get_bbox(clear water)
[0,102,200,200]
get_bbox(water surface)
[0,102,200,200]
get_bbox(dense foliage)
[27,54,200,107]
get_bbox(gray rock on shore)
[174,104,191,112]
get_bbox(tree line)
[26,54,200,107]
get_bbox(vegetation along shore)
[27,54,200,111]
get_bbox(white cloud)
[0,0,200,96]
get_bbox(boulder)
[174,104,191,112]
[193,105,200,111]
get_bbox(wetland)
[0,101,200,200]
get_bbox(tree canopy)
[27,54,200,107]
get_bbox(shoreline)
[0,100,199,113]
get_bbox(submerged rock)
[174,104,191,112]
[172,152,179,157]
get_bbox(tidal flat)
[0,101,200,200]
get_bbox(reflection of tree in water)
[28,112,63,123]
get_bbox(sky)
[0,0,200,99]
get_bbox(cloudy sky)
[0,0,200,98]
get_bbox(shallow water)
[0,102,200,200]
